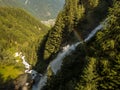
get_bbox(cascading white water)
[15,52,31,71]
[32,75,47,90]
[84,24,103,42]
[48,43,81,74]
[21,56,31,70]
[14,52,39,80]
[32,21,104,90]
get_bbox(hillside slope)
[0,7,48,89]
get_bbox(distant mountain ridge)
[0,0,25,8]
[0,0,65,20]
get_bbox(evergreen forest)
[0,0,120,90]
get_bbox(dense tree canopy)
[0,0,119,90]
[42,0,120,90]
[40,0,112,62]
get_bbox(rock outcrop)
[14,73,33,90]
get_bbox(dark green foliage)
[95,1,120,89]
[43,12,65,60]
[42,0,86,60]
[64,0,85,30]
[76,1,120,90]
[43,0,120,90]
[75,57,99,90]
[76,0,113,39]
[41,0,112,61]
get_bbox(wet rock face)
[33,74,42,85]
[14,73,33,90]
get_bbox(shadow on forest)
[33,30,59,74]
[33,32,50,73]
[0,74,14,90]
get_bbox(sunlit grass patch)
[0,65,23,82]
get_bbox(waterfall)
[15,52,31,71]
[21,56,31,70]
[32,43,81,90]
[84,24,103,42]
[32,75,47,90]
[32,21,104,90]
[48,43,80,74]
[14,52,40,80]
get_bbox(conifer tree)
[96,1,120,89]
[75,57,98,90]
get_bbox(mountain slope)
[0,0,65,20]
[20,0,65,20]
[0,7,48,89]
[38,0,112,62]
[43,0,120,90]
[0,0,19,6]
